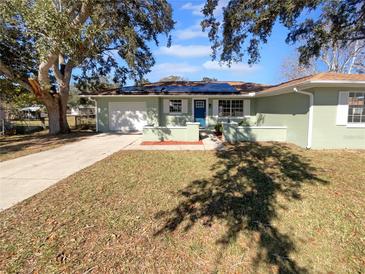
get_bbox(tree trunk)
[47,102,61,134]
[42,91,70,134]
[59,88,70,133]
[34,54,72,134]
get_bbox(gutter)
[293,87,313,149]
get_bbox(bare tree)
[353,48,365,73]
[280,53,318,81]
[320,40,365,73]
[281,40,365,81]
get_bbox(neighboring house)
[83,72,365,149]
[19,106,42,119]
[69,105,96,116]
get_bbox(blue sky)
[144,0,299,85]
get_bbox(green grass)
[0,143,364,273]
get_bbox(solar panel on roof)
[119,82,238,93]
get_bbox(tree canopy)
[0,0,174,133]
[202,0,365,65]
[0,79,38,108]
[159,75,187,82]
[202,77,218,82]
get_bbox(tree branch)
[52,57,64,84]
[0,59,33,92]
[63,61,73,87]
[38,54,58,91]
[72,2,90,26]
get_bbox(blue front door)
[194,100,206,128]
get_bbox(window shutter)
[336,92,349,125]
[163,99,170,114]
[244,100,251,116]
[182,99,188,113]
[213,100,219,116]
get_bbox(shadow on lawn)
[0,131,94,156]
[154,142,328,273]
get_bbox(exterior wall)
[311,87,365,149]
[95,97,159,132]
[254,93,309,147]
[157,97,256,127]
[98,96,256,129]
[159,97,193,126]
[142,122,200,142]
[206,98,256,128]
[223,123,287,143]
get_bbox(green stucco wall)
[96,96,256,130]
[95,97,159,132]
[223,123,287,143]
[158,97,194,126]
[311,87,365,149]
[254,93,309,147]
[142,122,200,142]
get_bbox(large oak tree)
[0,0,173,134]
[202,0,365,65]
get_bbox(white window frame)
[218,99,245,118]
[169,99,182,114]
[347,92,365,127]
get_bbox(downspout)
[293,87,313,149]
[88,97,98,132]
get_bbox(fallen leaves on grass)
[0,144,364,273]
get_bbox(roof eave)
[308,80,365,87]
[254,80,365,97]
[80,93,256,98]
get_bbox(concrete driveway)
[0,133,140,211]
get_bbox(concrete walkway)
[0,133,140,211]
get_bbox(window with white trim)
[169,99,182,113]
[218,100,244,117]
[348,92,365,123]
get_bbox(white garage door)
[109,102,147,132]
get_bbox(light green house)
[85,73,365,149]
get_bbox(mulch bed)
[141,140,203,145]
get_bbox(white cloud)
[203,61,259,73]
[176,23,207,40]
[152,62,200,74]
[176,27,207,40]
[181,2,204,16]
[156,44,211,58]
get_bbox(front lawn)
[0,143,364,273]
[0,130,95,162]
